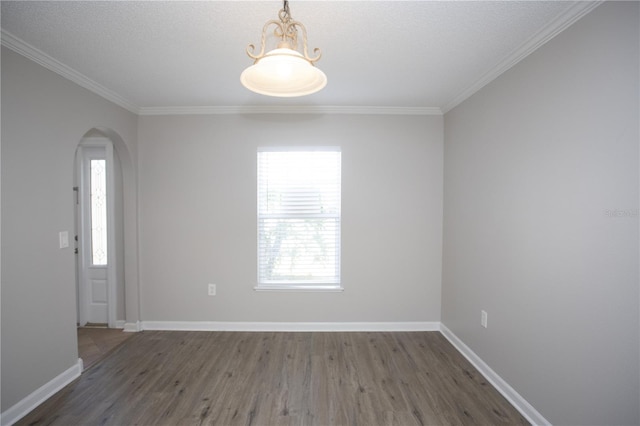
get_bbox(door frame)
[76,137,117,328]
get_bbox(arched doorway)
[74,134,124,328]
[73,127,140,369]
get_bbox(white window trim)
[256,147,342,292]
[253,284,344,292]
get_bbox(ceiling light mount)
[241,0,327,97]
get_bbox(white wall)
[138,114,443,323]
[442,2,639,425]
[1,47,139,411]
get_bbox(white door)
[77,140,116,326]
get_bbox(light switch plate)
[59,231,69,249]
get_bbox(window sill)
[254,284,344,293]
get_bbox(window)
[90,159,108,266]
[257,148,341,290]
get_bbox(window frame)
[255,147,342,292]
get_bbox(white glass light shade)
[241,48,327,97]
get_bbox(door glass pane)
[90,159,107,266]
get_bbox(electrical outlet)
[208,283,216,296]
[481,310,488,328]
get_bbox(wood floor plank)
[18,331,529,426]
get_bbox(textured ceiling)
[0,1,599,113]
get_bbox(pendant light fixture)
[241,0,326,97]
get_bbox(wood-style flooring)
[77,327,134,370]
[19,331,528,426]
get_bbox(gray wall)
[442,2,639,425]
[138,114,443,322]
[1,47,139,411]
[3,1,639,423]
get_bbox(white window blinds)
[257,149,341,289]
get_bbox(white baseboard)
[439,324,550,426]
[0,358,83,426]
[141,321,440,332]
[115,320,125,329]
[123,321,141,332]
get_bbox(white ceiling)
[1,1,600,114]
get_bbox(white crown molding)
[1,29,139,114]
[0,358,83,426]
[137,105,443,116]
[0,29,441,117]
[440,324,551,426]
[442,1,603,113]
[2,1,600,117]
[141,321,440,332]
